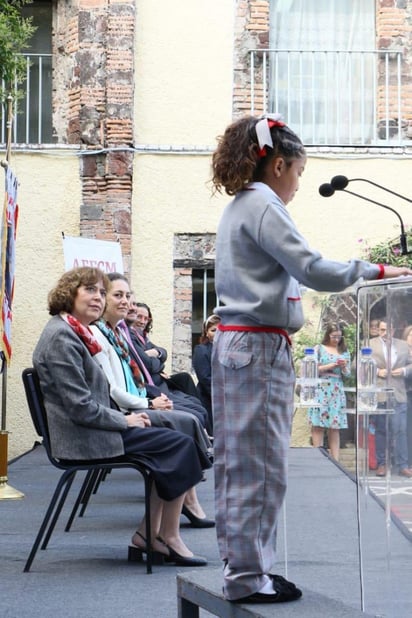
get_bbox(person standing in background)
[307,323,350,461]
[370,320,412,477]
[402,325,412,467]
[369,319,380,338]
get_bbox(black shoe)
[269,574,300,591]
[156,536,207,567]
[128,532,167,565]
[232,575,302,604]
[181,505,215,528]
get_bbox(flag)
[0,166,18,362]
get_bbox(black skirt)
[121,426,207,501]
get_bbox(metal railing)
[1,50,408,148]
[1,53,53,145]
[249,49,407,147]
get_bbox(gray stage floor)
[1,444,411,617]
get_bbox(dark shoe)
[269,574,300,592]
[376,465,386,477]
[156,536,207,567]
[181,505,215,528]
[232,575,302,604]
[128,532,166,565]
[399,468,412,478]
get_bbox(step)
[177,569,377,618]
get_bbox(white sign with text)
[63,236,124,274]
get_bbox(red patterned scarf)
[60,313,102,356]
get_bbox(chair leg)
[93,467,111,493]
[65,469,97,532]
[24,470,76,572]
[79,468,106,515]
[41,472,77,550]
[144,474,153,574]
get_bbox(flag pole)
[0,94,24,500]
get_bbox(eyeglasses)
[329,335,342,339]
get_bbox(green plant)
[291,326,318,364]
[0,0,36,105]
[359,228,412,268]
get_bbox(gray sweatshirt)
[214,182,381,333]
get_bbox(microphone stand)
[340,188,410,255]
[319,179,412,257]
[331,175,412,205]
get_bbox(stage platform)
[1,443,411,617]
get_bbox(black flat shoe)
[232,575,302,604]
[269,574,300,591]
[156,536,207,567]
[181,505,215,528]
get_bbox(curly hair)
[48,267,109,315]
[211,115,305,196]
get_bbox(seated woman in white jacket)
[90,272,214,529]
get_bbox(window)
[191,269,217,352]
[14,0,52,144]
[173,233,216,370]
[263,0,393,146]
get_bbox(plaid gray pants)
[212,329,295,600]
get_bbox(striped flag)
[0,166,18,362]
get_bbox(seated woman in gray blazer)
[33,266,208,566]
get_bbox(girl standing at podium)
[210,114,412,604]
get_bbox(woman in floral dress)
[308,322,351,460]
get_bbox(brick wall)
[233,0,270,117]
[54,0,135,274]
[377,0,412,127]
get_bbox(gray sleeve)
[34,327,128,432]
[259,202,381,292]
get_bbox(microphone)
[319,183,335,197]
[330,175,412,205]
[318,182,411,255]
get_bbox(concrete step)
[339,445,356,472]
[177,569,377,617]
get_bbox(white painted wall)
[2,151,80,459]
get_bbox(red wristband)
[377,264,385,279]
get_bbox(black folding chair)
[22,368,154,573]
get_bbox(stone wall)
[233,0,270,117]
[377,0,412,132]
[53,0,135,273]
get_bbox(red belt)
[217,324,291,346]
